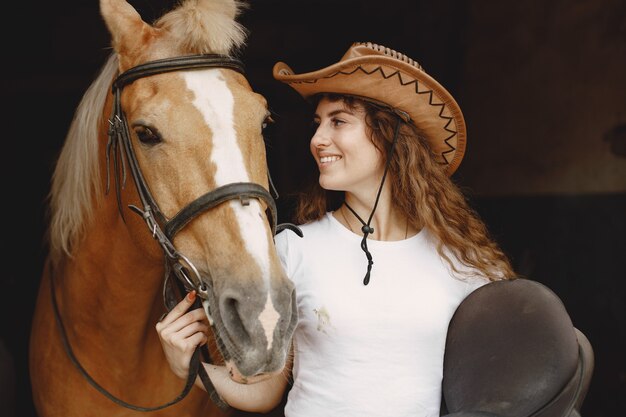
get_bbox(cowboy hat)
[273,42,467,175]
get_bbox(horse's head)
[99,0,296,382]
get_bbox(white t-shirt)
[274,212,488,417]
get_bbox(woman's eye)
[331,118,345,127]
[134,126,161,145]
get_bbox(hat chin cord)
[344,117,403,285]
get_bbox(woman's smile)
[319,155,342,165]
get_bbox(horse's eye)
[262,116,274,131]
[261,116,275,141]
[134,126,161,145]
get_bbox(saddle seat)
[441,278,594,417]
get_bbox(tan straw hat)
[273,42,467,175]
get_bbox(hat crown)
[342,42,423,71]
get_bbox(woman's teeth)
[320,156,341,163]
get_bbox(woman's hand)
[157,291,292,413]
[155,291,209,380]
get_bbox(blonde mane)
[48,0,249,263]
[48,53,117,263]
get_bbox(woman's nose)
[311,125,331,148]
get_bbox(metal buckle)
[173,252,206,296]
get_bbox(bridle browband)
[51,53,301,412]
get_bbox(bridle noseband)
[51,53,301,412]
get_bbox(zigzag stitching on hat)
[437,110,458,164]
[355,65,459,158]
[290,65,459,159]
[410,84,458,161]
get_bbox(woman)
[157,42,516,416]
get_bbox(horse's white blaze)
[259,295,280,351]
[185,70,278,347]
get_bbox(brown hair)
[294,94,515,281]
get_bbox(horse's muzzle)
[207,275,297,378]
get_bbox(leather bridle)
[107,54,280,304]
[50,53,301,412]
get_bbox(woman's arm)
[156,290,292,413]
[198,356,291,413]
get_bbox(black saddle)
[441,278,594,417]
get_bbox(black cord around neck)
[344,117,403,285]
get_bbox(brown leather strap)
[49,262,203,412]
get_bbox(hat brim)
[273,55,466,175]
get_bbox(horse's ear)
[100,0,154,65]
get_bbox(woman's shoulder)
[274,214,335,277]
[275,213,340,253]
[280,213,333,237]
[421,228,492,287]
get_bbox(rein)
[52,53,301,412]
[49,262,204,412]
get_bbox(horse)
[29,1,296,416]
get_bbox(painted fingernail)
[187,291,196,301]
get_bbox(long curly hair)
[294,94,515,281]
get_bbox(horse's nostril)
[220,294,252,346]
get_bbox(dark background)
[1,1,625,416]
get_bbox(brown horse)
[29,1,295,416]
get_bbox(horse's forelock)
[48,53,119,262]
[155,0,248,56]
